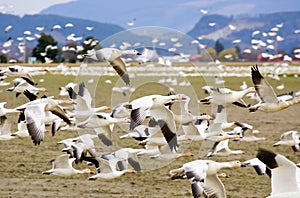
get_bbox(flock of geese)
[0,48,300,197]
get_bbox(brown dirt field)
[0,74,300,198]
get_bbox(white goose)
[88,157,136,180]
[207,139,244,157]
[256,148,300,197]
[273,130,300,152]
[0,65,47,84]
[169,159,241,198]
[249,65,300,112]
[20,98,71,145]
[7,77,47,97]
[71,82,110,123]
[85,48,141,85]
[129,94,187,130]
[199,86,256,108]
[42,154,93,176]
[76,112,129,146]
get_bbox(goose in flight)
[0,65,47,85]
[199,86,255,108]
[256,148,300,197]
[249,65,300,112]
[169,159,241,198]
[19,98,71,145]
[88,157,136,180]
[273,130,300,152]
[85,48,141,85]
[42,154,93,176]
[7,77,47,97]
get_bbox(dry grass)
[0,72,300,197]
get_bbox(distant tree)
[201,47,217,61]
[217,48,238,61]
[0,54,7,63]
[234,45,242,60]
[215,40,224,55]
[32,33,60,63]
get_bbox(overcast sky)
[0,0,75,16]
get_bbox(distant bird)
[85,48,142,85]
[42,154,93,176]
[35,26,45,31]
[64,23,74,28]
[199,9,208,14]
[4,25,12,33]
[85,26,94,31]
[2,37,12,48]
[249,65,300,112]
[51,24,62,31]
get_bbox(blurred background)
[0,0,299,64]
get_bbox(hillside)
[187,11,300,53]
[0,13,124,46]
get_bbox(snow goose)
[88,157,136,180]
[0,116,16,141]
[206,139,244,157]
[20,98,71,145]
[71,83,110,123]
[241,158,271,178]
[42,154,93,176]
[273,130,300,152]
[178,118,209,142]
[7,77,47,97]
[100,147,143,172]
[0,65,47,84]
[129,94,187,130]
[61,134,98,164]
[169,159,241,198]
[85,48,141,85]
[256,148,300,197]
[76,112,130,146]
[199,86,255,108]
[249,65,300,112]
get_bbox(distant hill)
[187,11,300,54]
[0,13,124,46]
[40,0,300,32]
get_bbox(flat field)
[0,71,300,198]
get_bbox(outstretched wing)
[109,57,130,85]
[251,66,277,103]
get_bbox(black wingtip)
[256,148,278,169]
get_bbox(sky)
[0,0,75,16]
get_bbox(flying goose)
[273,130,300,152]
[42,154,93,176]
[85,48,142,85]
[169,159,241,198]
[199,86,255,108]
[88,157,136,180]
[249,65,300,112]
[0,65,47,85]
[7,77,47,97]
[129,94,187,130]
[20,98,71,145]
[256,148,300,197]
